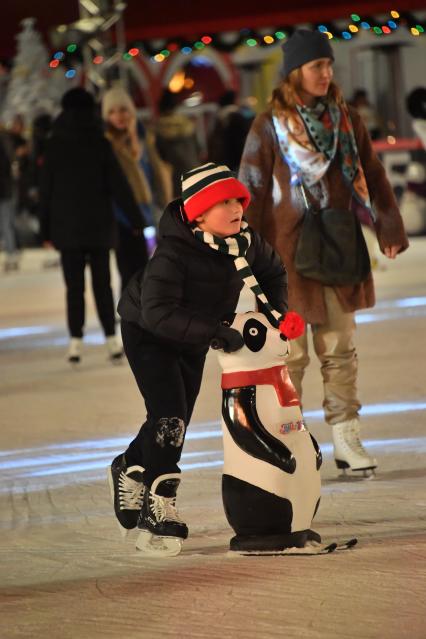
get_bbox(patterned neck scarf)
[192,220,282,327]
[272,97,373,218]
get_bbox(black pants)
[115,225,149,294]
[121,319,208,486]
[60,248,116,338]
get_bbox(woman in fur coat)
[239,29,409,476]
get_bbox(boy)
[108,162,288,553]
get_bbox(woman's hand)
[128,115,142,160]
[383,245,401,259]
[128,115,138,137]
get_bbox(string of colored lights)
[48,9,425,76]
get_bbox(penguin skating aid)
[214,312,357,555]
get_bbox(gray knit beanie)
[282,29,334,78]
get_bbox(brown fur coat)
[239,105,409,324]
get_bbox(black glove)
[210,324,244,353]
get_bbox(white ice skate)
[332,419,377,478]
[106,335,124,363]
[135,473,188,557]
[67,337,82,365]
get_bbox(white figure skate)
[333,419,377,478]
[67,337,82,365]
[106,335,124,363]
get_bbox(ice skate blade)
[227,541,336,557]
[338,467,376,480]
[136,530,183,557]
[227,538,358,556]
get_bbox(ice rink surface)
[1,241,425,639]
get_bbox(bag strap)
[298,181,311,211]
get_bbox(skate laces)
[348,423,369,456]
[150,493,183,523]
[337,421,369,458]
[119,472,144,510]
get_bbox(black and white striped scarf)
[192,220,282,327]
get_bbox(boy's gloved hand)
[210,325,244,353]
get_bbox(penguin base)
[229,528,321,553]
[228,535,358,556]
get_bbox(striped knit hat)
[181,163,251,222]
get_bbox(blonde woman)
[102,87,171,290]
[239,30,409,476]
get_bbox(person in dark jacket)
[154,89,200,197]
[207,89,255,172]
[40,88,143,364]
[0,132,18,271]
[108,162,288,555]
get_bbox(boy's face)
[195,198,244,237]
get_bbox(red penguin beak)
[279,311,305,340]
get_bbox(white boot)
[106,335,124,362]
[67,337,82,364]
[4,254,19,272]
[332,419,377,474]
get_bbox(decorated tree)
[1,17,66,126]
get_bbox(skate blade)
[335,538,358,550]
[136,530,183,557]
[227,538,358,557]
[227,541,337,557]
[338,467,376,480]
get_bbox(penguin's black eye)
[243,319,267,352]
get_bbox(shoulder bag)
[294,184,371,286]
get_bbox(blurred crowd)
[0,84,256,276]
[1,82,425,282]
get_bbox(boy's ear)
[194,215,204,223]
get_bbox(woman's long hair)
[270,67,344,135]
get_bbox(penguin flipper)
[222,386,296,474]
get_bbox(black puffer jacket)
[118,199,288,348]
[39,109,142,249]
